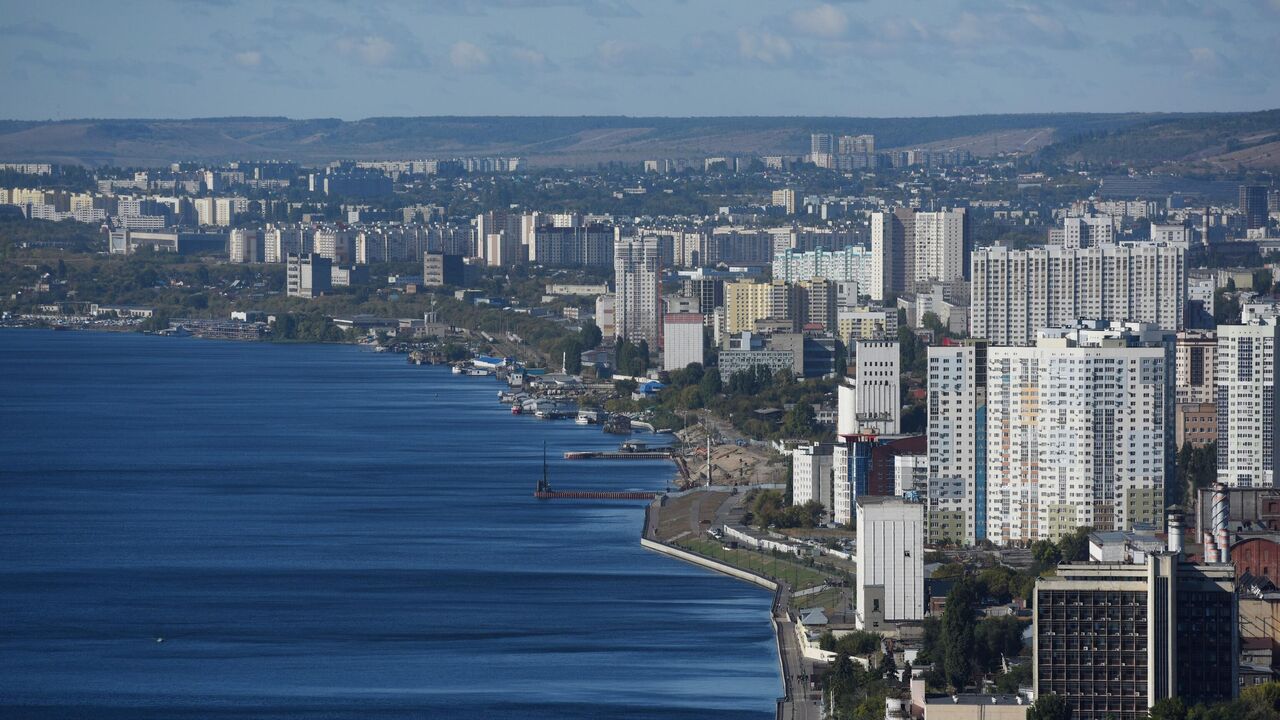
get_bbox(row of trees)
[743,489,824,530]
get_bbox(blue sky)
[2,0,1278,120]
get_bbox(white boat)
[451,364,465,375]
[466,368,491,377]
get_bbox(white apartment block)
[772,246,874,290]
[985,328,1168,545]
[313,227,355,264]
[614,237,661,346]
[792,443,834,514]
[856,496,924,631]
[912,209,969,286]
[1057,215,1115,249]
[662,313,704,371]
[1216,321,1280,488]
[265,225,308,263]
[927,342,988,546]
[970,242,1186,346]
[228,228,262,263]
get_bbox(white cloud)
[790,4,848,39]
[337,35,395,66]
[509,47,549,69]
[737,29,793,65]
[450,41,491,71]
[232,50,262,67]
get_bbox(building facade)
[986,326,1170,544]
[1034,555,1237,720]
[614,237,661,346]
[970,243,1186,346]
[1216,321,1280,488]
[856,496,924,630]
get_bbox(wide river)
[0,329,778,719]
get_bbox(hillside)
[0,113,1165,168]
[1038,109,1280,170]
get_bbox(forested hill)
[0,112,1182,167]
[1038,108,1280,171]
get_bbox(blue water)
[0,330,778,719]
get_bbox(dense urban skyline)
[2,0,1279,120]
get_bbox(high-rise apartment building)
[911,209,969,286]
[869,208,913,302]
[264,225,307,263]
[1034,554,1237,720]
[1055,215,1116,249]
[985,326,1170,544]
[614,237,661,346]
[810,133,835,155]
[286,253,331,299]
[228,228,263,263]
[529,225,615,266]
[970,243,1186,346]
[1216,320,1280,488]
[1241,184,1269,230]
[724,280,792,334]
[856,496,924,631]
[926,341,988,545]
[475,211,523,266]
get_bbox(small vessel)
[511,404,523,415]
[451,364,465,375]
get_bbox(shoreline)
[456,357,794,719]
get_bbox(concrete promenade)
[641,500,824,720]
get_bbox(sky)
[1,0,1279,120]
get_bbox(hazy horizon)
[3,0,1278,121]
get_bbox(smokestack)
[1167,507,1184,555]
[1212,483,1230,564]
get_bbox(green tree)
[942,579,977,690]
[1149,698,1187,720]
[1027,693,1072,720]
[782,402,817,438]
[578,321,602,349]
[698,368,722,402]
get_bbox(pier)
[563,450,673,460]
[534,488,661,500]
